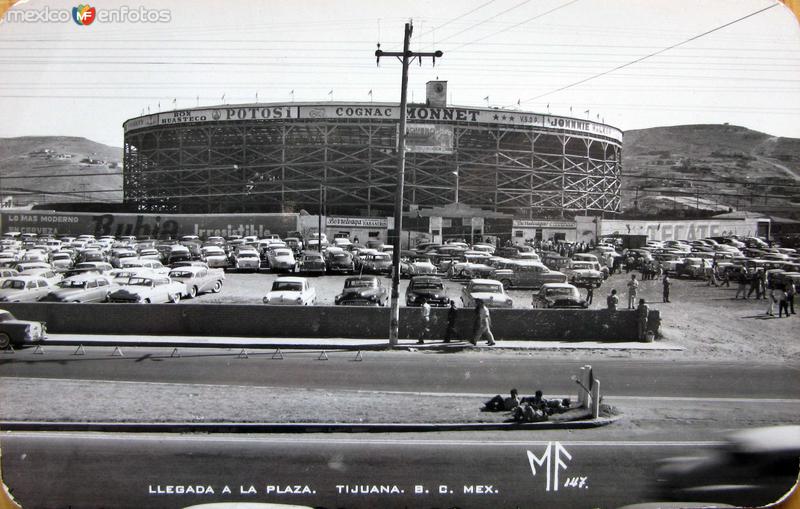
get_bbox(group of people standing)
[417,298,495,346]
[731,267,796,317]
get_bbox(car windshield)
[127,278,154,286]
[368,255,390,261]
[304,255,322,261]
[274,250,292,257]
[272,281,303,292]
[572,263,593,269]
[346,279,376,288]
[545,288,577,298]
[412,282,443,290]
[471,284,501,293]
[238,253,258,258]
[169,271,192,278]
[332,254,350,260]
[0,311,13,322]
[58,280,87,288]
[1,280,25,290]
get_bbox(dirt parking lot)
[180,269,800,363]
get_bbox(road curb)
[0,416,620,433]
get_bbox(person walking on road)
[777,285,790,318]
[472,300,495,346]
[627,274,639,310]
[606,289,619,311]
[444,300,458,343]
[637,298,650,341]
[747,270,760,299]
[586,286,594,306]
[735,269,749,299]
[787,282,796,315]
[662,274,671,303]
[418,299,431,344]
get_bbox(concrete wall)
[3,304,660,342]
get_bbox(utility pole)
[375,21,442,347]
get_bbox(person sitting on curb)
[484,388,520,412]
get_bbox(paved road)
[1,346,798,399]
[2,432,794,509]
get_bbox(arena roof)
[123,102,623,142]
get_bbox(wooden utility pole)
[375,21,442,346]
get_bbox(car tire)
[189,286,198,299]
[212,281,222,293]
[0,333,10,350]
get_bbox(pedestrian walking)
[747,270,760,299]
[472,300,495,346]
[778,285,790,318]
[735,269,749,299]
[767,286,780,317]
[417,299,431,344]
[637,298,650,341]
[586,286,594,306]
[662,275,671,303]
[787,282,796,315]
[444,300,458,343]
[759,270,768,300]
[606,289,619,311]
[627,274,639,310]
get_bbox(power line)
[435,0,532,43]
[512,2,781,107]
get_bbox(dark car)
[359,252,393,275]
[405,276,450,307]
[326,250,355,274]
[0,309,47,349]
[298,251,326,276]
[334,276,389,306]
[531,283,588,309]
[653,425,800,508]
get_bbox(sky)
[0,0,798,147]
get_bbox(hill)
[0,136,123,207]
[620,124,800,218]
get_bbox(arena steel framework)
[123,102,623,218]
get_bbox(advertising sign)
[513,220,577,229]
[123,103,623,142]
[326,216,388,228]
[405,124,454,154]
[0,211,300,238]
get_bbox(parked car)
[677,257,705,279]
[334,275,390,306]
[167,266,224,298]
[66,261,114,277]
[39,274,114,303]
[262,276,316,305]
[285,237,303,254]
[325,250,355,274]
[405,276,450,307]
[17,267,63,286]
[267,247,297,273]
[461,278,513,308]
[119,258,170,276]
[400,254,437,278]
[298,251,326,276]
[107,276,185,303]
[50,252,75,272]
[563,260,604,288]
[492,261,567,289]
[232,249,261,272]
[0,276,55,302]
[201,245,229,268]
[0,309,47,349]
[532,283,588,309]
[359,252,393,275]
[166,245,192,267]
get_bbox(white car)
[108,276,185,303]
[119,258,170,276]
[233,249,261,271]
[50,252,75,271]
[262,277,316,305]
[168,265,225,298]
[0,276,55,302]
[461,278,513,308]
[17,268,63,286]
[267,248,296,272]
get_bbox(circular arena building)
[123,85,622,218]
